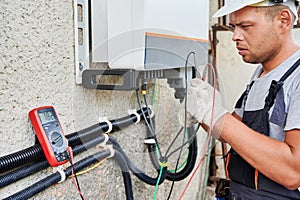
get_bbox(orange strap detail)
[255,169,259,190]
[225,153,231,179]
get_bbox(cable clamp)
[55,166,66,183]
[99,134,109,148]
[106,144,115,158]
[144,105,154,118]
[99,117,113,133]
[144,138,156,144]
[128,109,141,124]
[158,160,168,167]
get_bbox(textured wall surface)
[0,1,208,199]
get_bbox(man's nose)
[232,28,243,41]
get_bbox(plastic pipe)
[147,126,198,181]
[3,148,134,200]
[109,137,167,186]
[0,136,105,188]
[0,108,150,173]
[3,150,111,200]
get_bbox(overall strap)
[278,57,300,83]
[235,81,254,109]
[264,57,300,111]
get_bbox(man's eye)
[241,25,251,29]
[228,25,235,31]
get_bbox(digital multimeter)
[29,106,69,166]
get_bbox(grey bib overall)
[228,58,300,199]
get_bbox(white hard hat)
[213,0,298,22]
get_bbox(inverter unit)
[75,0,209,84]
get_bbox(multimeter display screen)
[38,110,57,124]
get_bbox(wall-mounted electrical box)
[74,0,209,88]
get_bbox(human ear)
[278,9,293,28]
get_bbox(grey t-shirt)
[235,49,300,141]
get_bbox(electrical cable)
[143,93,163,160]
[201,138,215,200]
[145,114,198,182]
[0,159,49,188]
[149,79,163,162]
[67,148,86,200]
[0,135,105,189]
[167,159,187,173]
[0,73,201,200]
[164,127,184,158]
[141,108,198,184]
[4,148,134,200]
[108,137,167,186]
[153,161,166,200]
[75,158,107,176]
[151,79,157,107]
[0,108,150,189]
[146,127,198,182]
[0,145,44,174]
[136,88,162,158]
[0,91,198,199]
[166,125,200,159]
[3,150,111,200]
[0,108,150,175]
[166,128,192,173]
[113,149,134,200]
[166,51,195,200]
[179,63,218,200]
[143,95,156,143]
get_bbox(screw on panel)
[79,62,83,71]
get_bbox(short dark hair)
[254,4,296,24]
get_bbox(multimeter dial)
[50,131,64,147]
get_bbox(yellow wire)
[74,157,108,176]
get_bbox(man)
[184,0,300,199]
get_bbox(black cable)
[166,132,198,181]
[146,125,198,181]
[67,155,84,200]
[0,145,44,174]
[0,135,105,189]
[164,127,184,157]
[0,160,48,188]
[113,150,134,200]
[4,148,135,200]
[166,51,195,200]
[0,108,152,189]
[144,115,161,171]
[135,88,162,158]
[166,124,200,159]
[109,137,167,186]
[3,150,111,200]
[0,108,150,175]
[143,91,155,133]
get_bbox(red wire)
[68,147,87,200]
[179,63,217,200]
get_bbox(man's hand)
[179,78,227,128]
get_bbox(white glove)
[179,78,227,128]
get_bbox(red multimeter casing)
[29,106,69,166]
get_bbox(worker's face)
[229,7,281,64]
